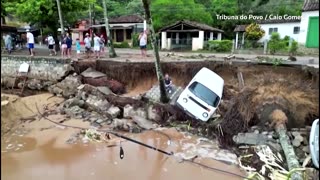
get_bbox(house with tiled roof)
[159,20,224,51]
[91,15,145,43]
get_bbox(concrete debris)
[106,105,121,118]
[64,105,86,119]
[131,115,156,130]
[112,118,141,133]
[76,84,106,100]
[48,75,82,98]
[123,104,147,119]
[147,105,161,122]
[233,133,270,145]
[63,97,85,108]
[81,67,107,79]
[97,86,114,96]
[85,94,110,113]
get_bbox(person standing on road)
[60,34,68,58]
[46,34,57,56]
[4,33,13,54]
[138,30,147,57]
[100,34,105,53]
[75,38,81,59]
[26,29,35,56]
[93,33,101,59]
[84,33,92,58]
[66,33,72,58]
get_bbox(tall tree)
[102,0,117,58]
[56,0,65,35]
[142,0,169,103]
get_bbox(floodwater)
[1,93,244,180]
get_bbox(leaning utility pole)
[142,0,169,103]
[56,0,64,35]
[102,0,117,58]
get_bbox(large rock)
[123,104,147,119]
[107,105,121,118]
[48,75,82,98]
[82,76,126,95]
[85,94,111,113]
[76,84,106,100]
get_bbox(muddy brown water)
[1,93,244,180]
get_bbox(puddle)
[1,93,244,180]
[2,126,244,180]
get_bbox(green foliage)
[151,0,213,31]
[245,23,265,41]
[207,40,232,52]
[272,58,283,66]
[4,0,95,35]
[113,42,130,48]
[268,32,287,55]
[289,41,298,55]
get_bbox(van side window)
[188,81,220,107]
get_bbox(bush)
[268,32,286,54]
[289,41,298,55]
[245,23,265,41]
[207,40,232,52]
[113,42,130,48]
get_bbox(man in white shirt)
[93,33,101,59]
[46,34,56,56]
[84,33,92,58]
[26,29,35,56]
[138,30,148,57]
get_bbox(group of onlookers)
[44,32,106,59]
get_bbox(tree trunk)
[271,109,303,180]
[56,0,64,35]
[141,0,169,103]
[102,0,117,58]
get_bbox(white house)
[159,20,223,51]
[298,0,319,47]
[257,19,301,42]
[234,0,319,48]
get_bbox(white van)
[176,67,224,121]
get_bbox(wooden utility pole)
[56,0,64,35]
[142,0,169,103]
[102,0,117,58]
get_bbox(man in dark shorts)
[46,34,56,56]
[138,30,147,57]
[84,33,92,58]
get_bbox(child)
[76,38,81,59]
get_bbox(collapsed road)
[1,54,319,180]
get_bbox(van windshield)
[188,81,220,107]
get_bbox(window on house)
[293,26,300,34]
[268,28,278,35]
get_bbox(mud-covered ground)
[1,93,245,180]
